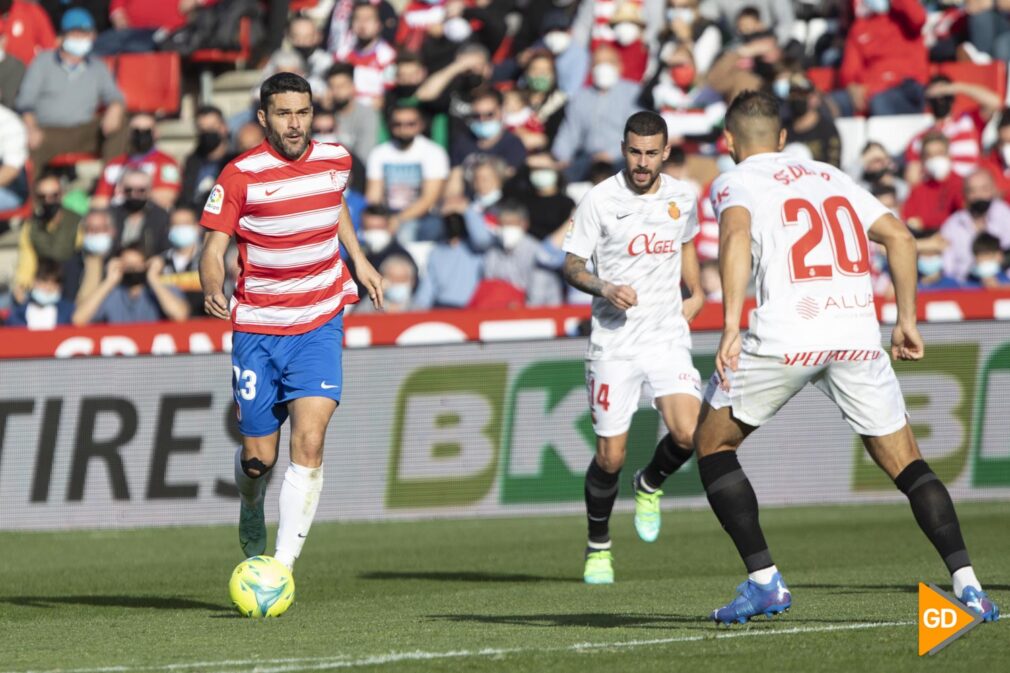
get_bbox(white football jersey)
[564,172,698,360]
[711,152,891,356]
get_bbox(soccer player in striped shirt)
[199,73,383,573]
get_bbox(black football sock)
[698,451,773,573]
[894,460,970,573]
[585,458,620,545]
[641,433,693,490]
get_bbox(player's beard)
[267,125,310,161]
[626,167,660,194]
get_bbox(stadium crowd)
[2,0,1010,330]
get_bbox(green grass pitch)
[1,502,1006,672]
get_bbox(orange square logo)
[667,201,680,219]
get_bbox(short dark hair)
[724,89,781,139]
[363,204,390,218]
[972,232,1003,256]
[351,1,379,19]
[998,107,1010,129]
[921,130,949,150]
[497,198,529,223]
[623,110,668,145]
[471,85,503,107]
[195,104,224,121]
[325,62,354,82]
[929,74,953,87]
[260,72,312,111]
[736,6,761,22]
[870,183,897,199]
[35,257,63,283]
[397,50,424,67]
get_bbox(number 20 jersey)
[710,152,891,356]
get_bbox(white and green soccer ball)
[229,555,295,618]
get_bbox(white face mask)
[543,31,571,55]
[529,168,558,191]
[500,224,525,251]
[612,22,642,46]
[83,232,113,256]
[62,36,93,57]
[478,189,502,208]
[361,228,392,253]
[592,62,620,90]
[31,288,62,306]
[772,78,790,99]
[384,282,412,304]
[444,16,472,43]
[503,108,532,128]
[973,260,1002,279]
[169,224,200,249]
[1000,144,1010,168]
[924,155,952,181]
[667,8,695,24]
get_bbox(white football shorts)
[703,349,908,436]
[586,346,702,438]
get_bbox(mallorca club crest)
[667,201,681,220]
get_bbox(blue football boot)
[711,571,792,625]
[958,586,1000,622]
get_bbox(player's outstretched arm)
[716,206,752,389]
[869,213,924,361]
[337,204,384,309]
[562,253,637,310]
[680,239,705,323]
[199,230,232,320]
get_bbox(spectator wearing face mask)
[179,105,230,211]
[413,207,483,310]
[512,50,567,149]
[92,113,180,211]
[17,8,127,176]
[601,3,649,84]
[964,232,1010,288]
[324,62,378,162]
[507,150,574,241]
[706,7,785,100]
[111,168,170,258]
[68,208,116,302]
[13,173,79,300]
[938,169,1010,281]
[552,44,641,182]
[5,257,73,328]
[855,141,908,203]
[661,0,722,74]
[337,2,395,108]
[273,15,333,81]
[904,74,1002,187]
[782,73,841,168]
[463,154,506,228]
[449,86,527,196]
[916,250,961,292]
[642,44,724,143]
[537,10,590,97]
[354,204,417,293]
[72,242,188,325]
[157,207,203,316]
[466,199,564,307]
[982,108,1010,199]
[902,132,964,234]
[699,0,794,46]
[366,101,449,242]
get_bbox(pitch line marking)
[3,620,916,673]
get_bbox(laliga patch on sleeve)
[205,184,224,214]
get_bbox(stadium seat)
[189,17,254,103]
[932,61,1008,117]
[114,52,182,117]
[290,0,319,9]
[47,152,99,169]
[865,113,935,158]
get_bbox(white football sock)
[274,462,324,570]
[587,540,612,551]
[234,447,267,507]
[952,566,981,596]
[749,565,779,585]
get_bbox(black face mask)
[196,131,224,156]
[862,168,888,184]
[331,97,351,111]
[968,199,992,217]
[294,45,316,62]
[752,58,775,83]
[123,197,147,213]
[130,129,154,155]
[391,135,415,149]
[928,96,954,119]
[460,73,484,93]
[34,202,60,223]
[787,98,809,118]
[444,213,466,240]
[121,270,146,288]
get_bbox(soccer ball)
[229,555,295,618]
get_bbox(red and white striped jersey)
[336,39,396,107]
[904,111,984,178]
[200,140,358,336]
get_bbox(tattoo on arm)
[562,254,607,297]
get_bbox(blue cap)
[61,7,96,33]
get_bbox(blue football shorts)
[230,311,344,437]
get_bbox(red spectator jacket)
[110,0,220,32]
[1,0,56,66]
[982,148,1010,199]
[839,0,928,101]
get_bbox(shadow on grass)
[0,595,225,611]
[790,583,1010,594]
[360,570,580,584]
[431,612,897,630]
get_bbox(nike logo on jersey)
[616,212,634,219]
[265,187,282,196]
[321,382,339,389]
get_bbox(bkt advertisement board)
[0,323,1008,530]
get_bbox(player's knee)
[291,427,326,456]
[671,427,695,452]
[241,456,275,479]
[594,448,625,473]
